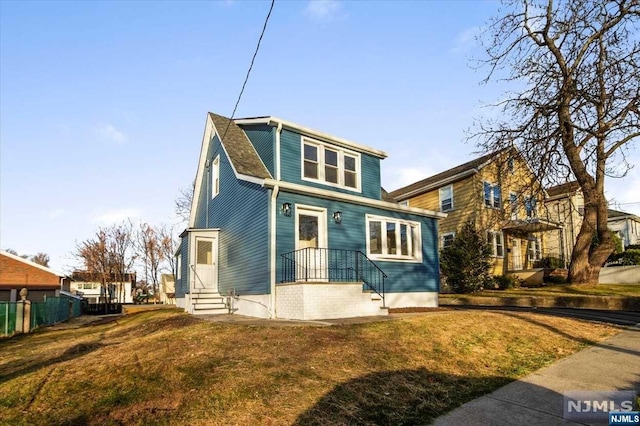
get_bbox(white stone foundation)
[275,282,386,320]
[384,292,439,309]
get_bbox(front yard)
[0,309,620,425]
[480,283,640,298]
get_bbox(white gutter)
[234,116,388,159]
[263,179,446,219]
[275,122,282,180]
[268,185,280,319]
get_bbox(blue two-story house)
[175,113,445,320]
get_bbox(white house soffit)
[263,179,446,219]
[189,115,215,228]
[234,116,388,159]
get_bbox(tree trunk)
[567,190,613,285]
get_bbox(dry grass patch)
[0,309,620,425]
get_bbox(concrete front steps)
[191,289,228,315]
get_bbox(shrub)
[620,249,640,265]
[626,244,640,251]
[440,221,493,294]
[494,274,521,290]
[545,275,567,284]
[534,256,566,269]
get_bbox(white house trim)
[263,179,446,219]
[233,116,388,159]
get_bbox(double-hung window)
[441,232,455,249]
[486,231,504,257]
[302,138,360,191]
[366,215,422,261]
[211,155,220,199]
[528,238,542,261]
[176,254,182,280]
[483,182,501,208]
[525,196,537,218]
[439,185,454,212]
[509,192,518,220]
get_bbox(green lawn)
[479,283,640,298]
[0,309,620,425]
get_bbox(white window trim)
[483,181,502,209]
[439,184,454,212]
[487,230,504,258]
[441,232,456,249]
[365,214,422,263]
[528,238,542,261]
[211,155,220,199]
[301,137,362,192]
[509,192,518,220]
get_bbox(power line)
[220,0,275,143]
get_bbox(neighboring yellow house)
[543,181,584,266]
[390,148,563,278]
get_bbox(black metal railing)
[281,248,387,306]
[532,252,567,269]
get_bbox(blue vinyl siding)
[175,238,189,295]
[275,191,440,293]
[192,134,270,295]
[241,124,275,176]
[279,129,382,200]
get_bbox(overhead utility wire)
[220,0,275,143]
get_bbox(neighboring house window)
[483,182,502,208]
[211,155,220,199]
[528,238,542,261]
[487,231,504,257]
[399,200,409,207]
[176,254,182,280]
[302,138,360,191]
[509,192,518,220]
[439,185,454,212]
[525,196,537,218]
[441,232,455,249]
[366,215,422,261]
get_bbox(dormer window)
[302,138,361,191]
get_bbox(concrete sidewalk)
[433,326,640,425]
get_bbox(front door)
[194,237,218,291]
[295,206,328,281]
[511,238,522,270]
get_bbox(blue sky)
[1,0,639,273]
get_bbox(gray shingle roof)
[390,149,510,200]
[209,112,272,180]
[547,181,581,197]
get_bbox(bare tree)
[75,229,113,304]
[159,224,178,277]
[473,0,640,284]
[5,248,29,259]
[31,252,50,267]
[108,221,137,303]
[137,223,165,302]
[174,181,195,223]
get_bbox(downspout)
[269,185,280,319]
[275,122,282,181]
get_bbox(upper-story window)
[509,192,518,220]
[507,158,514,173]
[525,196,537,218]
[439,185,454,212]
[302,138,360,191]
[211,155,220,199]
[484,182,501,208]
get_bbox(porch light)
[282,203,292,217]
[333,211,342,224]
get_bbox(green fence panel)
[0,302,17,336]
